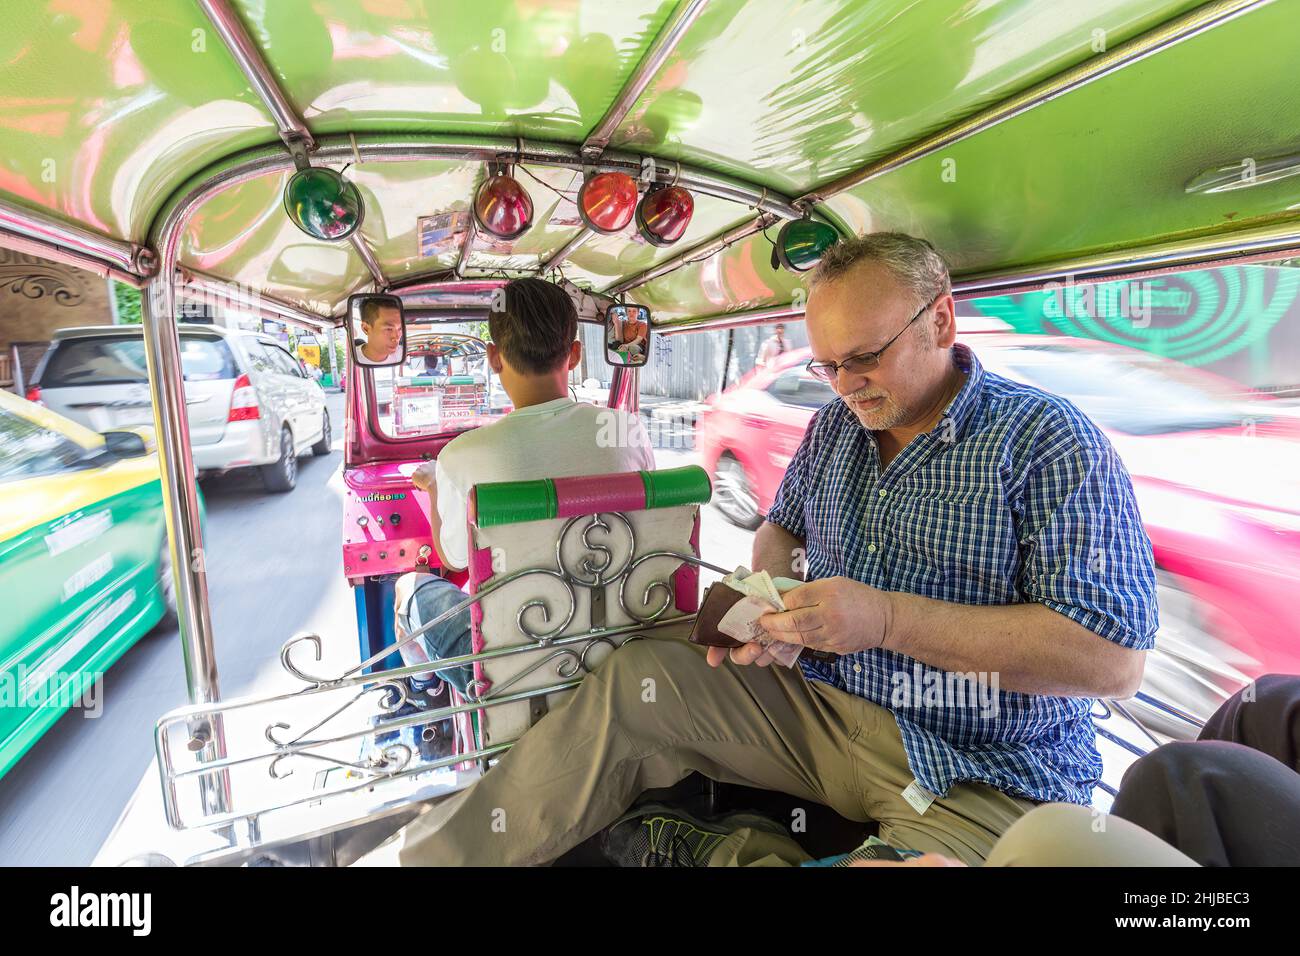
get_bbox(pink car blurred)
[696,332,1300,728]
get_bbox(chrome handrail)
[154,531,720,833]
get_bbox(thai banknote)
[716,567,803,667]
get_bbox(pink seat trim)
[552,472,646,517]
[672,510,703,613]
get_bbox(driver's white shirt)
[430,397,655,569]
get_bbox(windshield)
[0,407,98,482]
[995,344,1251,435]
[370,324,511,439]
[766,370,838,409]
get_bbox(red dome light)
[473,173,534,240]
[636,184,694,247]
[578,171,638,234]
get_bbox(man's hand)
[411,460,436,493]
[408,460,465,572]
[705,643,785,668]
[704,577,893,668]
[760,576,892,655]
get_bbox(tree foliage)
[113,281,142,324]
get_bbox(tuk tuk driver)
[359,300,404,363]
[362,233,1157,868]
[391,278,654,703]
[613,318,647,363]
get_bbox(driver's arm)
[412,461,468,573]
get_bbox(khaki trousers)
[359,634,1038,866]
[984,803,1198,866]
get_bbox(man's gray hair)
[807,232,952,305]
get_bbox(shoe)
[403,675,447,708]
[372,680,442,745]
[417,719,457,762]
[601,803,786,867]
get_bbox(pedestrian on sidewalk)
[756,323,788,370]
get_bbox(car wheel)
[1125,571,1258,739]
[260,426,297,493]
[311,410,332,456]
[155,537,177,630]
[713,453,762,530]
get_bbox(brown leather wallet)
[687,582,746,648]
[689,581,840,663]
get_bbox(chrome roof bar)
[196,0,316,151]
[0,200,151,279]
[198,0,389,292]
[541,0,713,275]
[581,0,711,159]
[605,214,776,297]
[799,0,1273,207]
[647,218,1300,332]
[610,0,1274,298]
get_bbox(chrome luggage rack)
[154,510,731,847]
[1089,693,1206,799]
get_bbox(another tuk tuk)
[0,0,1295,866]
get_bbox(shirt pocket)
[887,494,1019,604]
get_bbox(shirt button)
[853,663,863,674]
[867,543,877,554]
[878,488,887,498]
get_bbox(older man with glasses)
[363,232,1158,868]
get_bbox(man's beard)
[844,386,911,430]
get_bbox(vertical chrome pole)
[327,324,337,386]
[140,278,231,818]
[625,368,640,416]
[608,364,640,414]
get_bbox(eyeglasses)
[804,295,939,383]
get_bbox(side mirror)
[604,304,651,368]
[348,293,407,368]
[102,430,149,459]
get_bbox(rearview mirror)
[605,304,651,368]
[348,293,407,367]
[102,430,149,459]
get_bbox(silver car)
[29,324,330,492]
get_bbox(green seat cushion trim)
[474,466,711,527]
[641,465,712,509]
[474,478,557,527]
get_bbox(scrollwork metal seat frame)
[153,508,726,832]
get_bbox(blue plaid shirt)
[766,343,1158,805]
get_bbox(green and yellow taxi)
[0,391,189,779]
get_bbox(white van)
[29,325,330,492]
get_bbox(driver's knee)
[393,572,473,692]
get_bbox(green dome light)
[283,167,364,241]
[771,217,839,273]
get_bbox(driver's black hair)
[360,297,398,327]
[489,278,577,375]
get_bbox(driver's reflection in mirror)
[608,315,647,363]
[359,299,403,363]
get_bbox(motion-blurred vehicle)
[0,392,191,779]
[28,325,331,492]
[696,333,1300,728]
